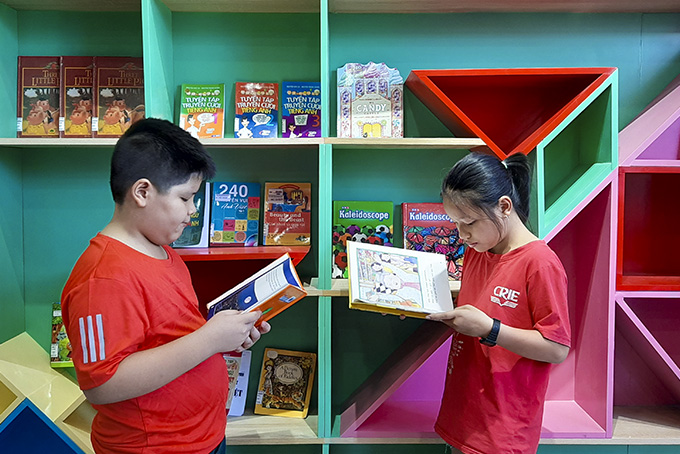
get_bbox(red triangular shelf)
[405,67,616,158]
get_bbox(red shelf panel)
[405,67,615,158]
[175,246,309,265]
[617,167,680,291]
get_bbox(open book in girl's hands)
[346,241,454,318]
[206,253,307,326]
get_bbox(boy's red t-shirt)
[435,240,571,454]
[62,234,228,454]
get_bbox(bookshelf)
[1,1,680,453]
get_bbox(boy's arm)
[84,310,267,405]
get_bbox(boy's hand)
[427,305,493,338]
[203,310,261,353]
[236,320,271,352]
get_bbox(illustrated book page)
[347,241,454,318]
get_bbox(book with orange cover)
[205,253,307,327]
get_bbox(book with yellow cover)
[346,241,454,318]
[254,348,316,418]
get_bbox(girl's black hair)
[441,152,532,227]
[110,118,216,204]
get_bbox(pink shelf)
[615,295,680,405]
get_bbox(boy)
[62,118,270,454]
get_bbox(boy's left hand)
[236,320,271,352]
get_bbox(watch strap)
[480,318,501,347]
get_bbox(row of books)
[172,181,312,248]
[333,201,464,281]
[17,56,145,138]
[181,81,322,139]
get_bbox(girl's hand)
[427,305,494,338]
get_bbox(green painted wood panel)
[142,0,174,120]
[0,4,17,139]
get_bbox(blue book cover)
[211,182,260,246]
[281,81,321,138]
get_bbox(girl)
[427,152,571,454]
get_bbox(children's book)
[402,202,465,280]
[332,201,393,279]
[179,83,225,138]
[263,182,311,246]
[281,81,321,138]
[59,56,93,138]
[171,181,211,248]
[50,302,73,368]
[223,352,242,410]
[60,56,94,138]
[17,56,60,138]
[94,56,145,138]
[346,241,454,318]
[205,253,307,327]
[337,62,403,138]
[210,182,260,247]
[234,82,278,138]
[254,348,316,418]
[226,350,252,417]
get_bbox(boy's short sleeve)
[64,277,150,390]
[527,260,571,348]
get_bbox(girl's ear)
[498,195,513,217]
[130,178,153,207]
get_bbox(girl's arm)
[427,305,568,364]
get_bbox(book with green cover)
[179,83,225,138]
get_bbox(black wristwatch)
[480,318,501,347]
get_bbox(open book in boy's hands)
[347,241,454,318]
[206,253,307,326]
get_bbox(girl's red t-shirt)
[435,240,571,454]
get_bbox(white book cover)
[228,350,252,417]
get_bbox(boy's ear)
[130,178,153,207]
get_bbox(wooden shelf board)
[329,0,680,13]
[199,138,323,148]
[305,278,461,297]
[326,137,485,149]
[0,138,118,148]
[226,413,319,445]
[176,246,309,265]
[4,0,680,13]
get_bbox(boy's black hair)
[110,118,216,204]
[442,151,532,228]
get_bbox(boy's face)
[142,173,203,246]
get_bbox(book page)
[253,263,288,303]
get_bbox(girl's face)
[443,196,505,254]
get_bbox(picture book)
[402,202,465,280]
[263,182,311,246]
[346,241,454,318]
[60,56,94,138]
[94,56,145,138]
[281,81,321,138]
[254,348,316,418]
[224,352,241,410]
[171,181,211,248]
[50,302,73,368]
[332,201,394,279]
[234,82,278,138]
[179,83,225,139]
[225,350,252,417]
[210,182,260,247]
[17,56,60,138]
[205,253,307,327]
[337,62,403,138]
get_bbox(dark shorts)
[208,437,226,454]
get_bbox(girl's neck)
[489,214,538,255]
